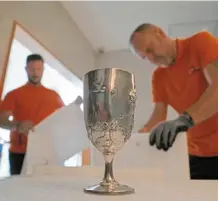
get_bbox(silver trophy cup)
[83,68,136,195]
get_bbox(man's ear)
[156,28,166,38]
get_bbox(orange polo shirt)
[152,31,218,157]
[0,83,64,153]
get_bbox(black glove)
[149,112,194,151]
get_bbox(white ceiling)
[61,1,218,52]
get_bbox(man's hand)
[149,112,194,151]
[16,120,34,134]
[138,127,150,133]
[74,96,83,105]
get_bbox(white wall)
[168,20,218,38]
[0,1,96,81]
[96,50,178,132]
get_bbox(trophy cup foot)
[84,182,135,195]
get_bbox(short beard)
[28,78,41,85]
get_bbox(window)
[0,39,83,177]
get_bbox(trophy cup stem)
[84,155,135,195]
[103,160,115,183]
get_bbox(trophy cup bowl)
[83,68,136,195]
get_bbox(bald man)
[130,23,218,180]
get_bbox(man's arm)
[0,93,17,130]
[0,110,18,131]
[139,102,168,133]
[186,31,218,124]
[186,60,217,124]
[139,67,168,133]
[149,60,217,150]
[0,92,34,134]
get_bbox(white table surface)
[0,173,217,201]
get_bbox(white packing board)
[91,133,190,180]
[22,102,90,175]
